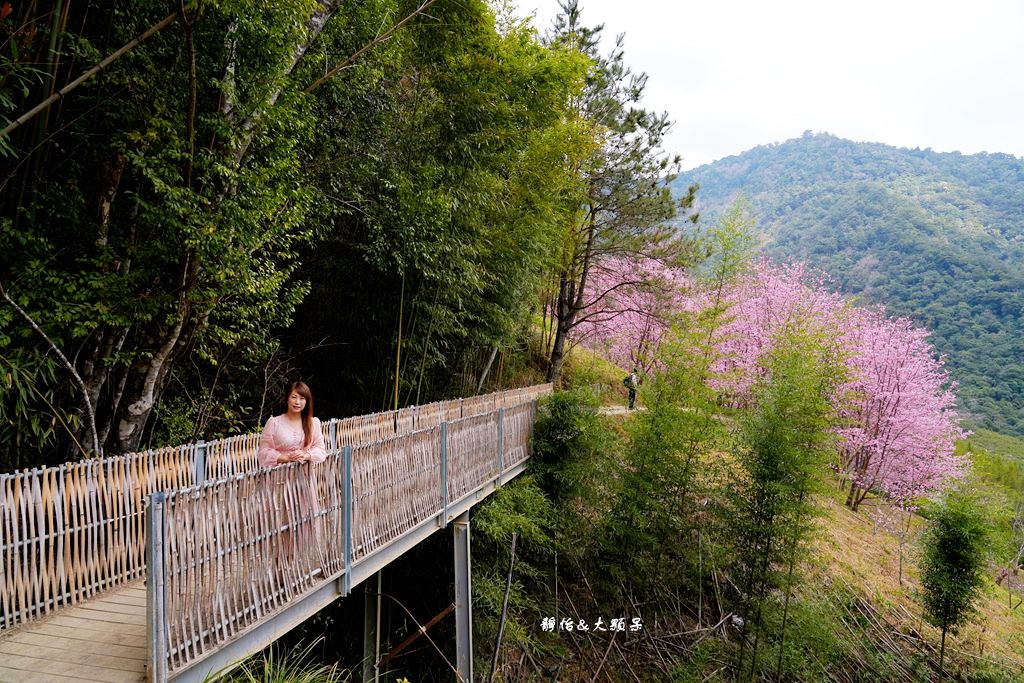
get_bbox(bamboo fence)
[153,398,544,677]
[446,413,501,504]
[0,445,195,630]
[0,384,550,634]
[158,461,344,671]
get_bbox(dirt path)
[597,406,644,415]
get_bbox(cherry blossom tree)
[571,256,688,375]
[707,259,968,510]
[709,260,847,405]
[574,253,968,511]
[837,309,968,510]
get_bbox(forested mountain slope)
[674,132,1024,436]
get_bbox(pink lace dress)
[256,415,328,579]
[257,415,327,468]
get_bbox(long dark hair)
[286,381,315,447]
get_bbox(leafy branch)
[0,282,100,455]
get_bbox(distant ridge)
[673,131,1024,436]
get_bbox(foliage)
[705,258,968,510]
[570,255,689,376]
[219,639,351,683]
[0,347,82,468]
[837,308,968,510]
[0,0,592,464]
[1,0,328,456]
[918,490,990,673]
[282,0,591,413]
[674,131,1024,437]
[724,320,843,680]
[539,0,696,383]
[962,430,1024,588]
[530,388,614,506]
[596,219,742,602]
[602,372,713,599]
[471,477,558,677]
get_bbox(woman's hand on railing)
[277,450,311,464]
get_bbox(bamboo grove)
[0,0,691,469]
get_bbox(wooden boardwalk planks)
[0,580,146,682]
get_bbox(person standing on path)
[257,381,327,584]
[624,368,638,410]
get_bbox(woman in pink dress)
[257,381,327,585]
[258,381,327,467]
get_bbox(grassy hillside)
[808,488,1024,682]
[673,132,1024,436]
[569,369,1024,679]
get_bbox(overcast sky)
[511,0,1024,170]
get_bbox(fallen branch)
[380,593,460,679]
[378,602,455,669]
[587,631,615,683]
[612,639,644,683]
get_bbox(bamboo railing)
[148,398,546,678]
[0,384,551,634]
[0,445,197,630]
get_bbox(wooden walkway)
[0,384,551,681]
[0,581,146,682]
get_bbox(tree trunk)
[939,627,947,678]
[113,317,189,452]
[546,322,568,383]
[477,346,499,394]
[546,273,577,383]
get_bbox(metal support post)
[454,511,473,682]
[343,445,353,596]
[146,492,168,683]
[496,408,504,484]
[193,440,207,486]
[362,573,381,683]
[440,422,449,527]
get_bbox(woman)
[257,381,327,588]
[258,381,327,467]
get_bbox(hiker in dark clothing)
[623,368,638,410]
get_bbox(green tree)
[598,203,752,609]
[725,320,843,680]
[919,490,989,676]
[0,0,349,456]
[0,0,580,463]
[282,0,591,413]
[541,0,697,384]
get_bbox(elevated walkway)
[0,385,551,682]
[0,581,145,682]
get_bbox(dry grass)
[809,487,1024,679]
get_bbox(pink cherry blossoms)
[574,256,968,509]
[837,308,968,509]
[708,260,848,403]
[714,260,968,508]
[570,256,688,374]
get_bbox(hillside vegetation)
[673,132,1024,436]
[467,378,1024,682]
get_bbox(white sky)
[511,0,1024,170]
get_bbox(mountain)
[673,132,1024,436]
